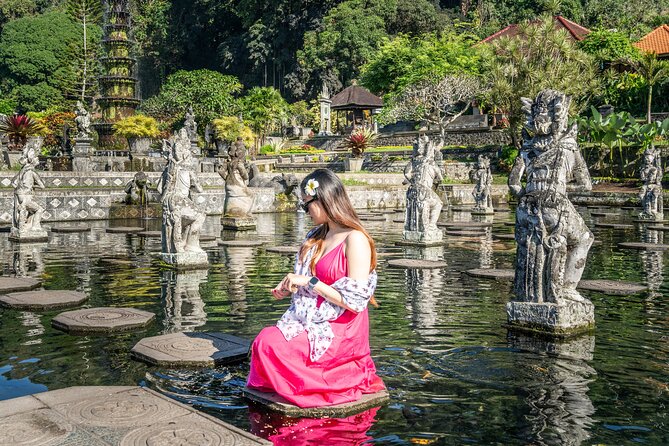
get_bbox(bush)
[281,144,324,155]
[498,146,518,172]
[211,116,255,146]
[27,109,75,155]
[113,114,160,138]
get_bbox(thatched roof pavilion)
[330,84,383,133]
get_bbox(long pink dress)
[247,241,385,408]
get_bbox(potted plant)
[344,127,377,172]
[0,114,42,151]
[113,114,160,156]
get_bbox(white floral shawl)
[276,234,378,362]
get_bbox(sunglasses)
[299,197,319,212]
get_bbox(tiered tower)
[94,0,140,149]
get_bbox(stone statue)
[124,171,151,206]
[403,134,444,244]
[156,128,207,266]
[471,155,494,214]
[638,147,663,221]
[183,106,198,141]
[248,164,300,197]
[218,137,254,219]
[10,138,47,242]
[507,89,594,334]
[74,101,92,139]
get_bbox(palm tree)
[624,51,669,123]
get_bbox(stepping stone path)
[618,242,669,251]
[265,245,300,254]
[244,387,390,418]
[359,215,386,221]
[52,307,155,334]
[438,222,493,229]
[106,226,144,233]
[387,259,447,269]
[200,235,217,242]
[131,332,251,367]
[0,277,42,293]
[449,206,471,212]
[590,212,618,218]
[218,240,264,247]
[0,386,270,446]
[392,218,405,223]
[594,223,634,229]
[465,268,514,280]
[50,226,91,233]
[0,290,88,311]
[446,231,486,237]
[136,230,161,238]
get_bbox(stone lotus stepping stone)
[359,215,386,221]
[106,226,145,234]
[52,307,155,334]
[392,218,405,223]
[200,235,217,242]
[449,206,471,212]
[0,277,42,293]
[594,223,634,229]
[618,242,669,251]
[131,332,251,367]
[438,221,493,229]
[136,230,161,238]
[578,280,647,295]
[218,239,265,247]
[493,234,516,241]
[387,259,447,269]
[243,387,390,418]
[446,230,486,237]
[265,245,300,254]
[0,290,88,311]
[590,212,618,218]
[465,268,514,280]
[0,386,270,446]
[50,226,91,233]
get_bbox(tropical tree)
[65,0,102,103]
[622,52,669,123]
[239,86,288,151]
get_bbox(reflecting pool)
[1,209,668,445]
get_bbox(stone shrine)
[470,154,494,215]
[402,134,444,245]
[156,128,208,268]
[218,137,256,230]
[638,146,663,221]
[507,90,595,335]
[10,138,48,242]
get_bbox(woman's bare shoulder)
[345,230,371,247]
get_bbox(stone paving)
[0,386,271,445]
[131,332,251,367]
[218,240,264,247]
[52,308,155,334]
[0,290,88,311]
[388,259,448,269]
[0,277,42,293]
[50,226,91,233]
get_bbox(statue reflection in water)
[161,270,207,332]
[404,246,444,345]
[220,245,253,318]
[509,332,596,446]
[11,242,46,277]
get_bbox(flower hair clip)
[304,179,319,197]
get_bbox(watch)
[307,276,319,290]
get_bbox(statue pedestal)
[9,228,49,243]
[400,229,444,246]
[161,251,209,270]
[72,138,93,172]
[221,216,257,231]
[506,300,595,336]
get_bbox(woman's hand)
[272,273,309,299]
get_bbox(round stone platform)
[359,215,386,221]
[0,276,42,293]
[52,307,155,334]
[438,222,493,229]
[0,386,271,445]
[578,280,647,295]
[465,268,514,280]
[446,230,486,237]
[265,246,300,254]
[0,290,88,311]
[131,332,251,367]
[594,223,634,229]
[218,240,265,247]
[106,226,145,234]
[387,259,447,269]
[590,212,618,218]
[136,231,161,238]
[392,218,405,223]
[243,387,390,418]
[618,242,669,251]
[50,226,91,233]
[200,235,218,242]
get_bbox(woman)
[247,168,385,408]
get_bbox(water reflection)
[11,242,46,277]
[509,332,596,446]
[19,311,44,346]
[162,269,208,333]
[219,245,256,319]
[248,405,379,446]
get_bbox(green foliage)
[360,32,481,97]
[141,69,242,126]
[240,86,289,145]
[0,97,16,114]
[498,146,519,172]
[288,100,319,129]
[0,0,36,29]
[211,116,255,146]
[113,114,160,139]
[26,109,75,155]
[281,144,323,155]
[579,30,640,63]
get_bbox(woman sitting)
[247,168,385,408]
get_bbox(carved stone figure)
[507,89,595,334]
[248,164,300,197]
[403,134,444,244]
[471,155,494,214]
[638,147,663,221]
[183,106,198,141]
[124,171,151,206]
[74,101,92,139]
[218,137,256,229]
[156,128,207,267]
[10,138,48,242]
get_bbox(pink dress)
[247,241,385,408]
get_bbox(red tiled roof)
[480,15,591,44]
[634,25,669,56]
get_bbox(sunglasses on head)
[299,196,319,212]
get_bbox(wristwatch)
[307,276,319,290]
